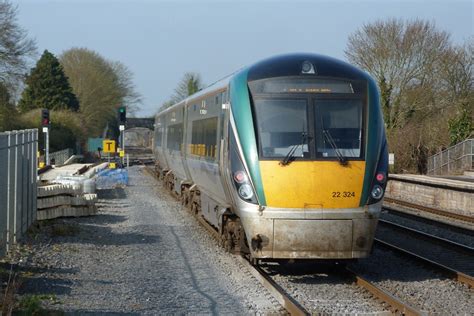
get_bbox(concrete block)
[37,193,97,209]
[36,205,97,221]
[37,184,81,197]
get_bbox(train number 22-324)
[332,191,355,198]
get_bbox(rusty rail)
[384,197,474,224]
[346,267,422,315]
[375,237,474,288]
[237,257,310,316]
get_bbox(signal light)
[41,109,50,127]
[118,106,126,123]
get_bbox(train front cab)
[229,54,388,260]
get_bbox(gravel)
[261,262,390,315]
[11,166,474,315]
[380,208,474,248]
[19,166,283,314]
[352,245,474,315]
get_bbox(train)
[153,53,388,261]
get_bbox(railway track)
[344,267,422,316]
[384,197,474,224]
[376,218,474,287]
[144,166,436,314]
[185,201,426,314]
[382,206,474,241]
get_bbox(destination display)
[251,78,354,94]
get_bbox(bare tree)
[60,48,142,136]
[346,19,474,173]
[109,61,142,115]
[159,72,204,111]
[0,1,36,92]
[345,18,451,128]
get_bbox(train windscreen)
[250,77,365,161]
[254,99,309,158]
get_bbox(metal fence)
[0,129,38,256]
[427,138,474,175]
[50,148,73,165]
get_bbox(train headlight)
[238,184,254,200]
[371,185,384,200]
[301,61,315,74]
[229,131,258,204]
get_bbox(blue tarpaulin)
[95,168,129,189]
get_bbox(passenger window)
[189,117,218,160]
[167,123,183,151]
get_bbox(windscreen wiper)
[280,133,307,166]
[323,129,348,166]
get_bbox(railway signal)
[118,106,126,124]
[41,108,50,165]
[41,108,50,126]
[118,106,126,166]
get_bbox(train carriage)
[154,53,388,261]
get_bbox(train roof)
[247,53,369,82]
[155,72,234,118]
[155,53,370,118]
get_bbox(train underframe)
[154,163,381,262]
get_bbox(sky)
[13,0,474,117]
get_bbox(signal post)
[118,106,126,166]
[41,109,50,165]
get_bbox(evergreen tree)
[0,81,18,131]
[18,50,79,112]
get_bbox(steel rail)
[196,214,310,315]
[345,267,422,316]
[237,257,310,316]
[375,238,474,288]
[376,218,474,287]
[378,219,474,253]
[144,166,423,313]
[384,197,474,224]
[382,206,474,237]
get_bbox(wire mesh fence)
[427,139,473,175]
[0,129,38,256]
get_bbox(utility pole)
[41,109,50,165]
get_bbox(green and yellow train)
[154,53,388,261]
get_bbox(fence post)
[0,130,38,255]
[0,133,8,256]
[32,130,38,223]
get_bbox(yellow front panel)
[259,161,366,208]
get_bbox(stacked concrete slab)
[37,183,98,220]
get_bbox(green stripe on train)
[360,77,385,206]
[229,69,267,205]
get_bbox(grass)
[18,294,60,314]
[50,223,80,237]
[1,263,19,315]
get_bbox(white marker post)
[389,153,395,165]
